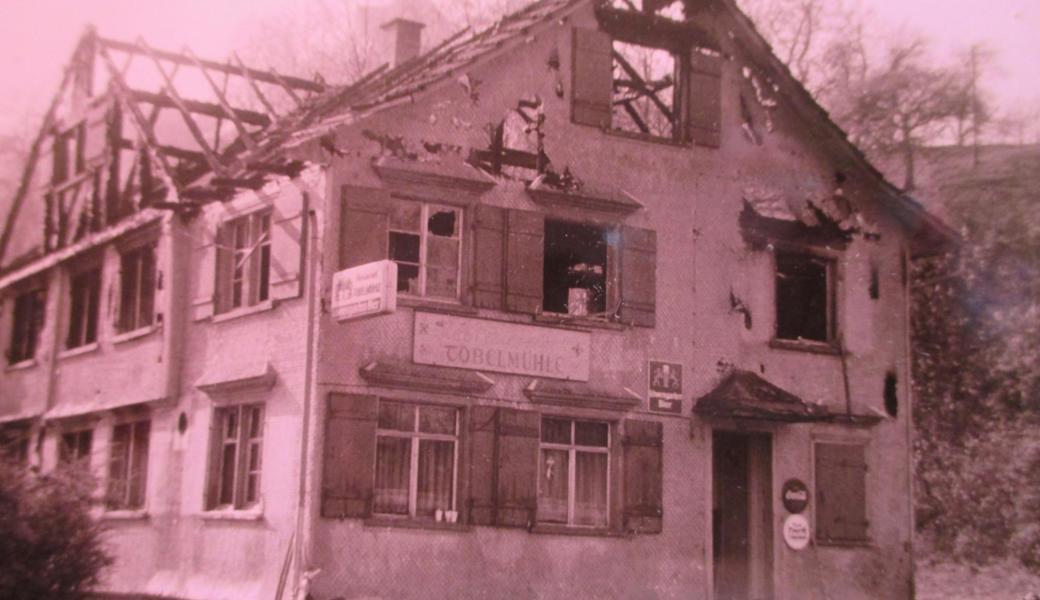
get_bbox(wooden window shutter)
[619,226,657,327]
[494,407,539,528]
[321,393,378,519]
[571,28,614,128]
[815,443,869,542]
[622,419,663,533]
[269,189,308,301]
[687,52,723,148]
[467,405,498,525]
[192,223,220,318]
[472,204,506,310]
[340,185,391,269]
[212,224,234,315]
[505,209,544,314]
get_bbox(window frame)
[117,242,157,334]
[541,218,620,321]
[65,263,102,350]
[59,428,94,467]
[106,419,150,511]
[609,37,684,141]
[537,416,612,529]
[7,286,47,365]
[207,403,265,511]
[387,198,464,302]
[773,249,838,347]
[216,210,272,315]
[372,401,460,520]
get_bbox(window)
[538,417,610,528]
[0,428,30,466]
[118,244,156,333]
[60,429,93,466]
[217,211,271,313]
[775,252,835,343]
[543,220,612,317]
[8,287,46,364]
[208,404,264,510]
[66,266,101,349]
[106,420,150,510]
[612,40,679,139]
[815,442,869,544]
[388,199,462,300]
[373,401,458,519]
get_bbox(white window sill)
[398,296,476,315]
[769,338,841,356]
[200,507,264,521]
[102,509,149,521]
[5,358,38,372]
[112,323,161,345]
[58,342,100,360]
[212,299,275,324]
[534,313,625,331]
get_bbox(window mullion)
[409,407,420,517]
[235,406,250,508]
[418,204,428,297]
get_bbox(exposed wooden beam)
[231,52,279,119]
[127,88,271,127]
[183,47,260,153]
[98,37,324,93]
[612,49,675,123]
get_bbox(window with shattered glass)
[612,40,679,139]
[775,252,834,343]
[388,199,462,300]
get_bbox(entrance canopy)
[693,370,829,422]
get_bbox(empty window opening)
[612,40,678,139]
[884,372,898,417]
[67,267,101,349]
[538,417,610,528]
[775,252,833,343]
[8,288,46,365]
[388,199,462,300]
[544,220,608,317]
[118,245,156,333]
[373,401,459,519]
[60,429,93,466]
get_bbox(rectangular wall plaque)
[413,312,591,381]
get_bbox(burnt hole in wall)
[543,220,608,316]
[884,371,898,417]
[775,252,832,343]
[869,264,880,300]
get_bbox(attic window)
[775,252,834,344]
[612,41,678,139]
[543,220,610,317]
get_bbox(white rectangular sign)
[413,312,591,381]
[331,260,397,321]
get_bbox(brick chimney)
[381,18,425,67]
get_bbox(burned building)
[0,1,954,599]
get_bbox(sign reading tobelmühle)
[413,312,591,381]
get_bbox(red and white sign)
[331,260,397,321]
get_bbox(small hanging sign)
[782,478,810,514]
[783,514,811,550]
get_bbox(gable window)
[374,401,458,519]
[207,404,264,510]
[107,419,150,510]
[611,40,679,139]
[118,244,156,333]
[388,199,462,300]
[815,442,869,544]
[66,266,101,349]
[543,220,611,317]
[60,429,93,466]
[8,287,46,364]
[216,211,271,314]
[775,251,835,344]
[538,417,610,528]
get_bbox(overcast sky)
[0,0,1037,134]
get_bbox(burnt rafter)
[127,88,271,128]
[611,50,675,123]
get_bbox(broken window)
[543,220,610,317]
[118,244,156,333]
[107,419,150,511]
[216,211,271,313]
[388,199,461,300]
[612,40,679,139]
[538,417,610,528]
[373,401,458,519]
[208,404,264,510]
[775,252,834,344]
[8,287,46,365]
[60,429,93,467]
[66,266,101,349]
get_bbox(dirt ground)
[916,560,1040,600]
